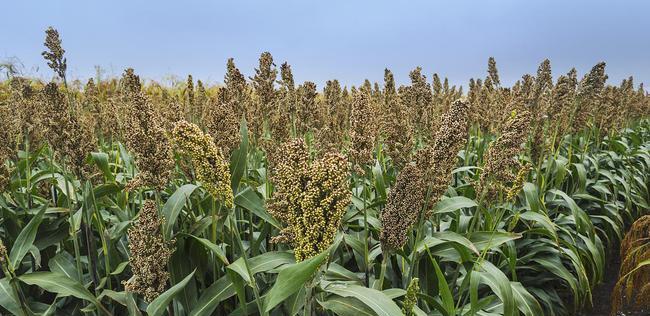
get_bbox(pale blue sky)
[2,0,649,88]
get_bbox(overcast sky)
[2,0,649,89]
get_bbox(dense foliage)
[0,27,648,316]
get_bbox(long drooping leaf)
[0,278,22,316]
[319,296,376,316]
[18,272,100,305]
[264,249,329,312]
[182,233,229,265]
[190,276,236,316]
[511,282,543,316]
[146,269,196,316]
[162,184,198,239]
[9,206,46,270]
[324,284,403,316]
[432,196,478,214]
[477,261,515,316]
[234,187,281,229]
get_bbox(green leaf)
[372,162,387,201]
[319,296,376,316]
[234,187,281,229]
[190,276,236,316]
[511,282,543,316]
[146,269,196,316]
[432,196,478,215]
[468,231,521,252]
[431,257,455,315]
[324,284,403,316]
[48,251,80,282]
[162,184,198,239]
[9,206,46,270]
[183,233,229,265]
[264,249,329,312]
[0,278,22,316]
[228,251,295,284]
[91,152,114,180]
[477,261,515,316]
[18,272,100,305]
[98,289,127,306]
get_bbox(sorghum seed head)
[121,69,173,191]
[171,121,234,208]
[402,278,420,316]
[269,139,350,261]
[124,200,174,302]
[380,163,426,250]
[478,109,531,202]
[42,27,67,81]
[506,163,531,201]
[349,91,375,171]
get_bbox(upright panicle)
[121,69,174,191]
[417,98,470,213]
[379,163,426,250]
[172,120,233,208]
[478,109,532,202]
[41,82,97,179]
[269,138,350,261]
[124,200,174,302]
[381,69,413,169]
[42,27,67,83]
[349,92,375,172]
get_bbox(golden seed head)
[172,121,234,208]
[269,139,350,261]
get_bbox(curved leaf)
[146,269,196,316]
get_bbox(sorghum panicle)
[379,163,426,250]
[42,27,67,82]
[124,200,174,302]
[269,139,350,261]
[171,121,234,208]
[121,69,173,191]
[349,92,375,172]
[478,109,532,202]
[203,93,240,157]
[42,82,97,179]
[402,278,420,316]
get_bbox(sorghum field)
[0,27,648,316]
